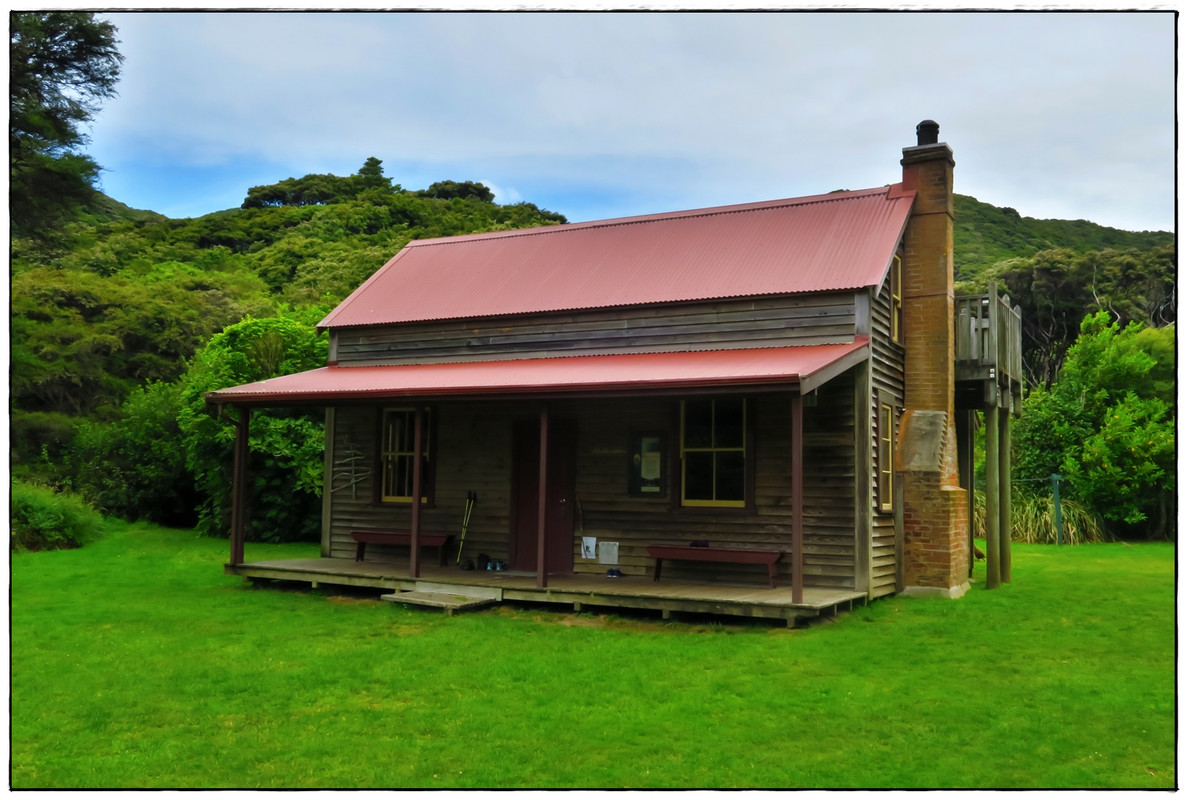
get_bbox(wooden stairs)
[381,581,501,616]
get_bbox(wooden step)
[380,590,498,616]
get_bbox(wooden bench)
[350,530,454,567]
[646,544,784,588]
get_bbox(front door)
[510,418,576,573]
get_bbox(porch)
[226,556,867,626]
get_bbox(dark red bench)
[350,530,454,566]
[646,544,784,588]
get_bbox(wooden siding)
[331,294,856,365]
[868,263,906,598]
[323,375,860,590]
[325,402,521,564]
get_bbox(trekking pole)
[456,490,476,564]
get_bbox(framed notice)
[628,433,666,497]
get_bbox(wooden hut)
[208,121,1015,623]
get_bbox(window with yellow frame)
[681,397,746,508]
[877,402,896,513]
[379,407,432,503]
[890,254,904,344]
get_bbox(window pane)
[684,400,713,448]
[878,405,893,507]
[383,455,399,498]
[684,451,714,501]
[393,411,409,451]
[715,398,744,448]
[716,451,746,502]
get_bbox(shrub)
[177,313,327,542]
[10,410,78,478]
[70,381,198,527]
[11,480,105,551]
[974,487,1106,545]
[1014,313,1175,538]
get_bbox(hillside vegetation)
[10,165,1175,539]
[953,194,1172,282]
[11,160,564,455]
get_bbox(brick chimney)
[896,120,970,597]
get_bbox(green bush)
[70,380,198,527]
[11,480,105,551]
[10,410,79,475]
[177,313,328,542]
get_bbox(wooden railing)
[955,283,1023,393]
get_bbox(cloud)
[89,11,1174,231]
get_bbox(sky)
[78,9,1175,232]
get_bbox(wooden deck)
[226,557,868,625]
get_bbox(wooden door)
[510,418,576,573]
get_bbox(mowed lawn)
[10,523,1175,789]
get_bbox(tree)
[356,156,393,192]
[980,244,1176,387]
[177,313,328,542]
[417,180,495,202]
[1014,312,1175,538]
[241,158,399,208]
[10,12,123,239]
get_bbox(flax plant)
[974,487,1106,544]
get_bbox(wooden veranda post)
[230,407,250,566]
[536,405,550,589]
[409,406,424,579]
[790,392,804,605]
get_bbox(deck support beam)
[536,404,550,589]
[230,407,251,566]
[409,406,424,579]
[984,403,1001,589]
[790,392,804,605]
[956,409,975,578]
[998,405,1012,583]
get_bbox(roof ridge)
[406,184,898,249]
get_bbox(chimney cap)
[916,120,940,145]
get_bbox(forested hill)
[10,161,1174,471]
[954,194,1172,282]
[951,194,1173,386]
[11,161,567,450]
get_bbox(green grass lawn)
[10,523,1176,789]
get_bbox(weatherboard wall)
[868,265,907,597]
[328,293,857,365]
[322,376,860,590]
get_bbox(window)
[380,407,431,503]
[877,402,895,512]
[681,398,746,508]
[890,254,904,344]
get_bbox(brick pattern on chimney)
[898,135,969,593]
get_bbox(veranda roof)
[205,340,869,407]
[318,184,915,328]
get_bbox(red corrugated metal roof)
[318,185,914,329]
[206,340,869,406]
